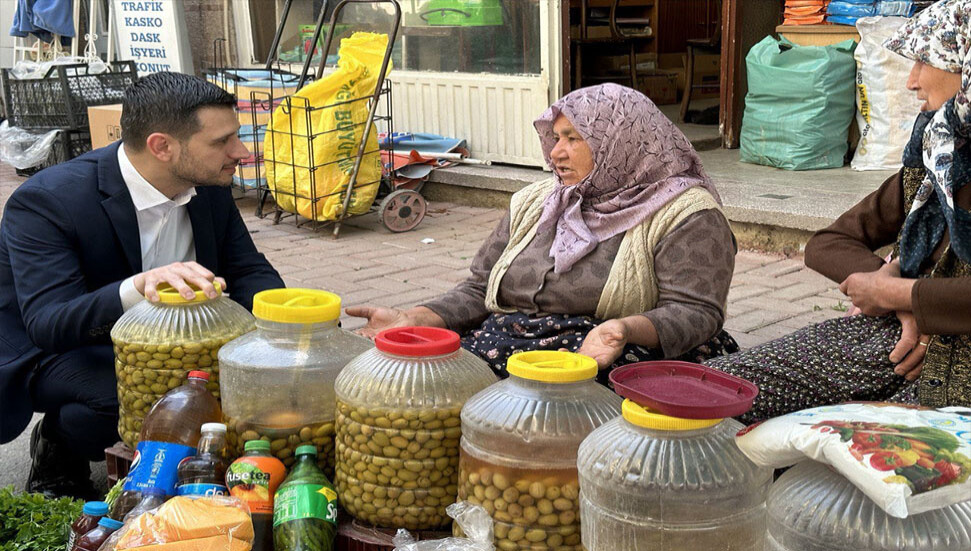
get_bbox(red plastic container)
[609,361,759,419]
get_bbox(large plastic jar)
[577,399,772,550]
[218,289,373,476]
[111,282,254,448]
[457,351,622,551]
[334,327,498,530]
[767,460,971,551]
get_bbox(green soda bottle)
[273,445,338,551]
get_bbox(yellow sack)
[264,32,390,221]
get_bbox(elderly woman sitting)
[349,83,737,377]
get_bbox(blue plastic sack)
[828,1,876,16]
[740,36,858,171]
[876,1,917,16]
[827,14,866,25]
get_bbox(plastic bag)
[0,121,60,170]
[392,502,494,551]
[98,496,254,551]
[851,17,923,171]
[264,32,391,222]
[827,1,876,16]
[735,403,971,518]
[740,36,857,170]
[9,56,106,79]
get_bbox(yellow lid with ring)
[252,288,341,324]
[622,399,722,431]
[157,281,223,304]
[505,351,598,383]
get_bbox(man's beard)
[173,151,234,188]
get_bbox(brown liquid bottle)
[72,517,124,551]
[175,422,230,497]
[111,371,222,519]
[67,501,108,551]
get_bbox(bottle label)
[176,483,229,497]
[273,484,338,527]
[123,441,196,495]
[66,531,77,551]
[226,459,282,515]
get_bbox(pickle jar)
[577,399,772,551]
[334,327,498,531]
[457,351,622,551]
[218,288,373,476]
[767,460,971,551]
[111,282,255,448]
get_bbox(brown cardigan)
[805,169,971,335]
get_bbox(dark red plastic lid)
[375,327,461,357]
[187,370,210,381]
[609,361,759,419]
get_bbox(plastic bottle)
[122,487,167,522]
[176,422,230,497]
[227,440,287,551]
[273,445,338,551]
[111,371,222,519]
[67,501,108,551]
[72,517,124,551]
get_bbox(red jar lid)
[609,361,759,419]
[375,327,461,357]
[187,370,211,381]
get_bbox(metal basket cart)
[245,0,423,238]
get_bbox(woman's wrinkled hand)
[345,306,413,339]
[839,262,904,316]
[889,310,929,382]
[578,319,629,370]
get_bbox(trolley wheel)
[380,189,426,233]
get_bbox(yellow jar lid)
[622,399,722,431]
[157,281,222,304]
[506,351,598,383]
[252,288,341,323]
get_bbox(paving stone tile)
[723,310,794,333]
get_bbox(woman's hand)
[888,310,929,382]
[839,261,914,316]
[345,306,446,339]
[578,319,630,370]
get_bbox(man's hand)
[134,261,226,302]
[578,319,630,370]
[345,306,446,339]
[888,310,928,382]
[839,262,913,316]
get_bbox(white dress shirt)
[117,145,197,310]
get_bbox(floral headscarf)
[532,83,720,274]
[885,0,971,277]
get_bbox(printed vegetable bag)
[735,403,971,518]
[740,36,857,170]
[264,32,390,221]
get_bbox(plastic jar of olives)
[577,399,772,551]
[457,351,621,551]
[218,289,373,477]
[334,327,497,531]
[111,282,255,448]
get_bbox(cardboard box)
[637,70,678,105]
[88,104,123,149]
[692,53,720,99]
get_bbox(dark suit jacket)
[0,142,284,443]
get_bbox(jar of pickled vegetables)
[457,351,622,551]
[767,460,971,551]
[111,282,254,448]
[577,398,772,550]
[219,289,373,477]
[333,327,498,531]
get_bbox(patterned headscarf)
[885,0,971,277]
[532,83,720,273]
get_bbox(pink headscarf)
[533,83,721,273]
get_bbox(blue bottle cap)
[98,517,124,530]
[82,501,109,516]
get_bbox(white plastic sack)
[851,16,924,171]
[392,502,493,551]
[0,121,60,170]
[735,403,971,518]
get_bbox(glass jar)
[767,460,971,551]
[111,282,254,448]
[577,399,772,551]
[333,327,498,531]
[219,289,373,476]
[457,351,622,551]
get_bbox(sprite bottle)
[273,445,338,551]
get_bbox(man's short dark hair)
[121,72,236,150]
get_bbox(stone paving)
[0,162,851,491]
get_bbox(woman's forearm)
[403,306,448,328]
[618,314,660,349]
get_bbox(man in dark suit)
[0,72,285,499]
